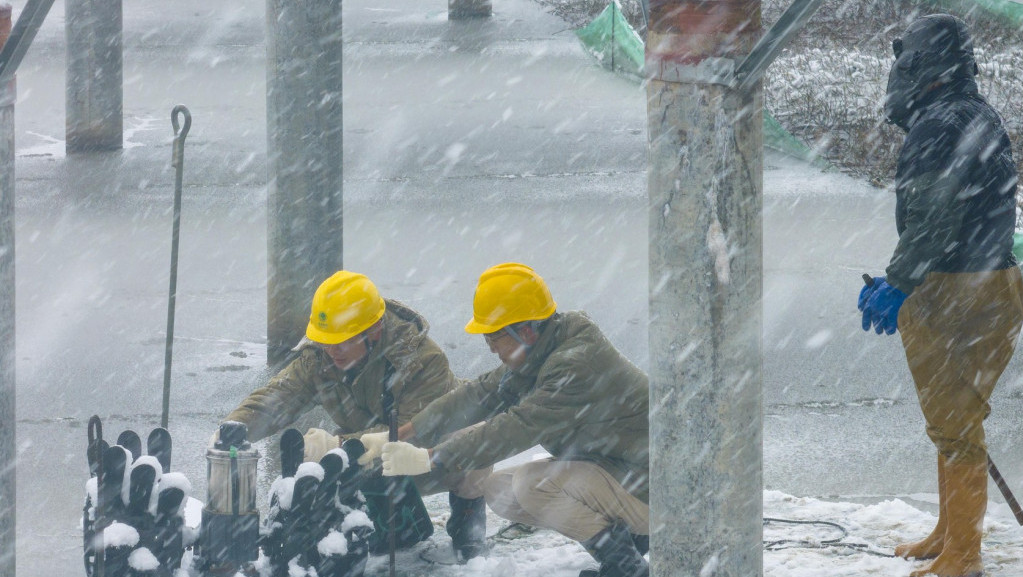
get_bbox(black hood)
[884,14,979,131]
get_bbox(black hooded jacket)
[885,77,1018,295]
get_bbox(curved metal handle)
[171,105,191,170]
[171,104,191,140]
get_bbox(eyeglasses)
[483,330,511,346]
[319,332,367,351]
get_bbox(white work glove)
[358,431,390,466]
[381,441,432,476]
[303,428,340,462]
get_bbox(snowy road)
[9,0,1023,575]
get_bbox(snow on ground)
[345,490,1023,577]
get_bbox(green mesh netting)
[574,1,645,78]
[763,109,831,168]
[925,0,1023,29]
[574,1,829,167]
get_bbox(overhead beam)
[0,0,55,84]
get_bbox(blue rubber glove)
[861,281,908,335]
[858,276,885,311]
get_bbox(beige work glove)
[358,431,390,466]
[303,428,340,462]
[381,441,431,476]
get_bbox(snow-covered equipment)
[116,430,142,462]
[358,459,434,556]
[195,420,261,574]
[261,429,374,577]
[83,416,194,577]
[147,428,172,474]
[358,389,434,563]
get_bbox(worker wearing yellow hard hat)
[221,270,491,560]
[365,263,652,577]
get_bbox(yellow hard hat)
[465,263,556,334]
[306,271,386,345]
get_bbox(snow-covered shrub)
[762,0,1023,190]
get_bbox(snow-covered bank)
[355,490,1023,576]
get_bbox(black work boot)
[578,522,649,577]
[631,533,649,556]
[447,493,487,563]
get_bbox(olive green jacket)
[411,311,650,503]
[225,300,459,442]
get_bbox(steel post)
[0,7,15,575]
[65,0,123,153]
[646,1,763,576]
[449,0,492,19]
[266,0,344,367]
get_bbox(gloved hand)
[861,280,908,335]
[381,441,432,476]
[858,276,885,311]
[358,431,389,466]
[303,428,340,462]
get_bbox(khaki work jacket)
[411,311,650,503]
[226,300,459,442]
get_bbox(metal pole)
[646,1,763,576]
[449,0,492,19]
[0,7,16,576]
[65,0,123,153]
[266,0,344,368]
[162,106,191,429]
[388,409,398,577]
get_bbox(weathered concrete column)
[646,1,763,576]
[449,0,492,19]
[65,0,123,152]
[267,0,344,367]
[0,7,16,575]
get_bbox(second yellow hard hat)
[465,263,556,334]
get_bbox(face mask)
[884,38,922,130]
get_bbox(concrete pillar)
[266,0,344,367]
[449,0,492,19]
[0,7,15,575]
[646,1,763,576]
[65,0,123,153]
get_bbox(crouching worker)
[368,263,650,577]
[220,270,491,560]
[859,14,1023,577]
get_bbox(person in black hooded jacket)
[858,14,1023,577]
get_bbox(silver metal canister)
[198,421,261,573]
[205,444,259,515]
